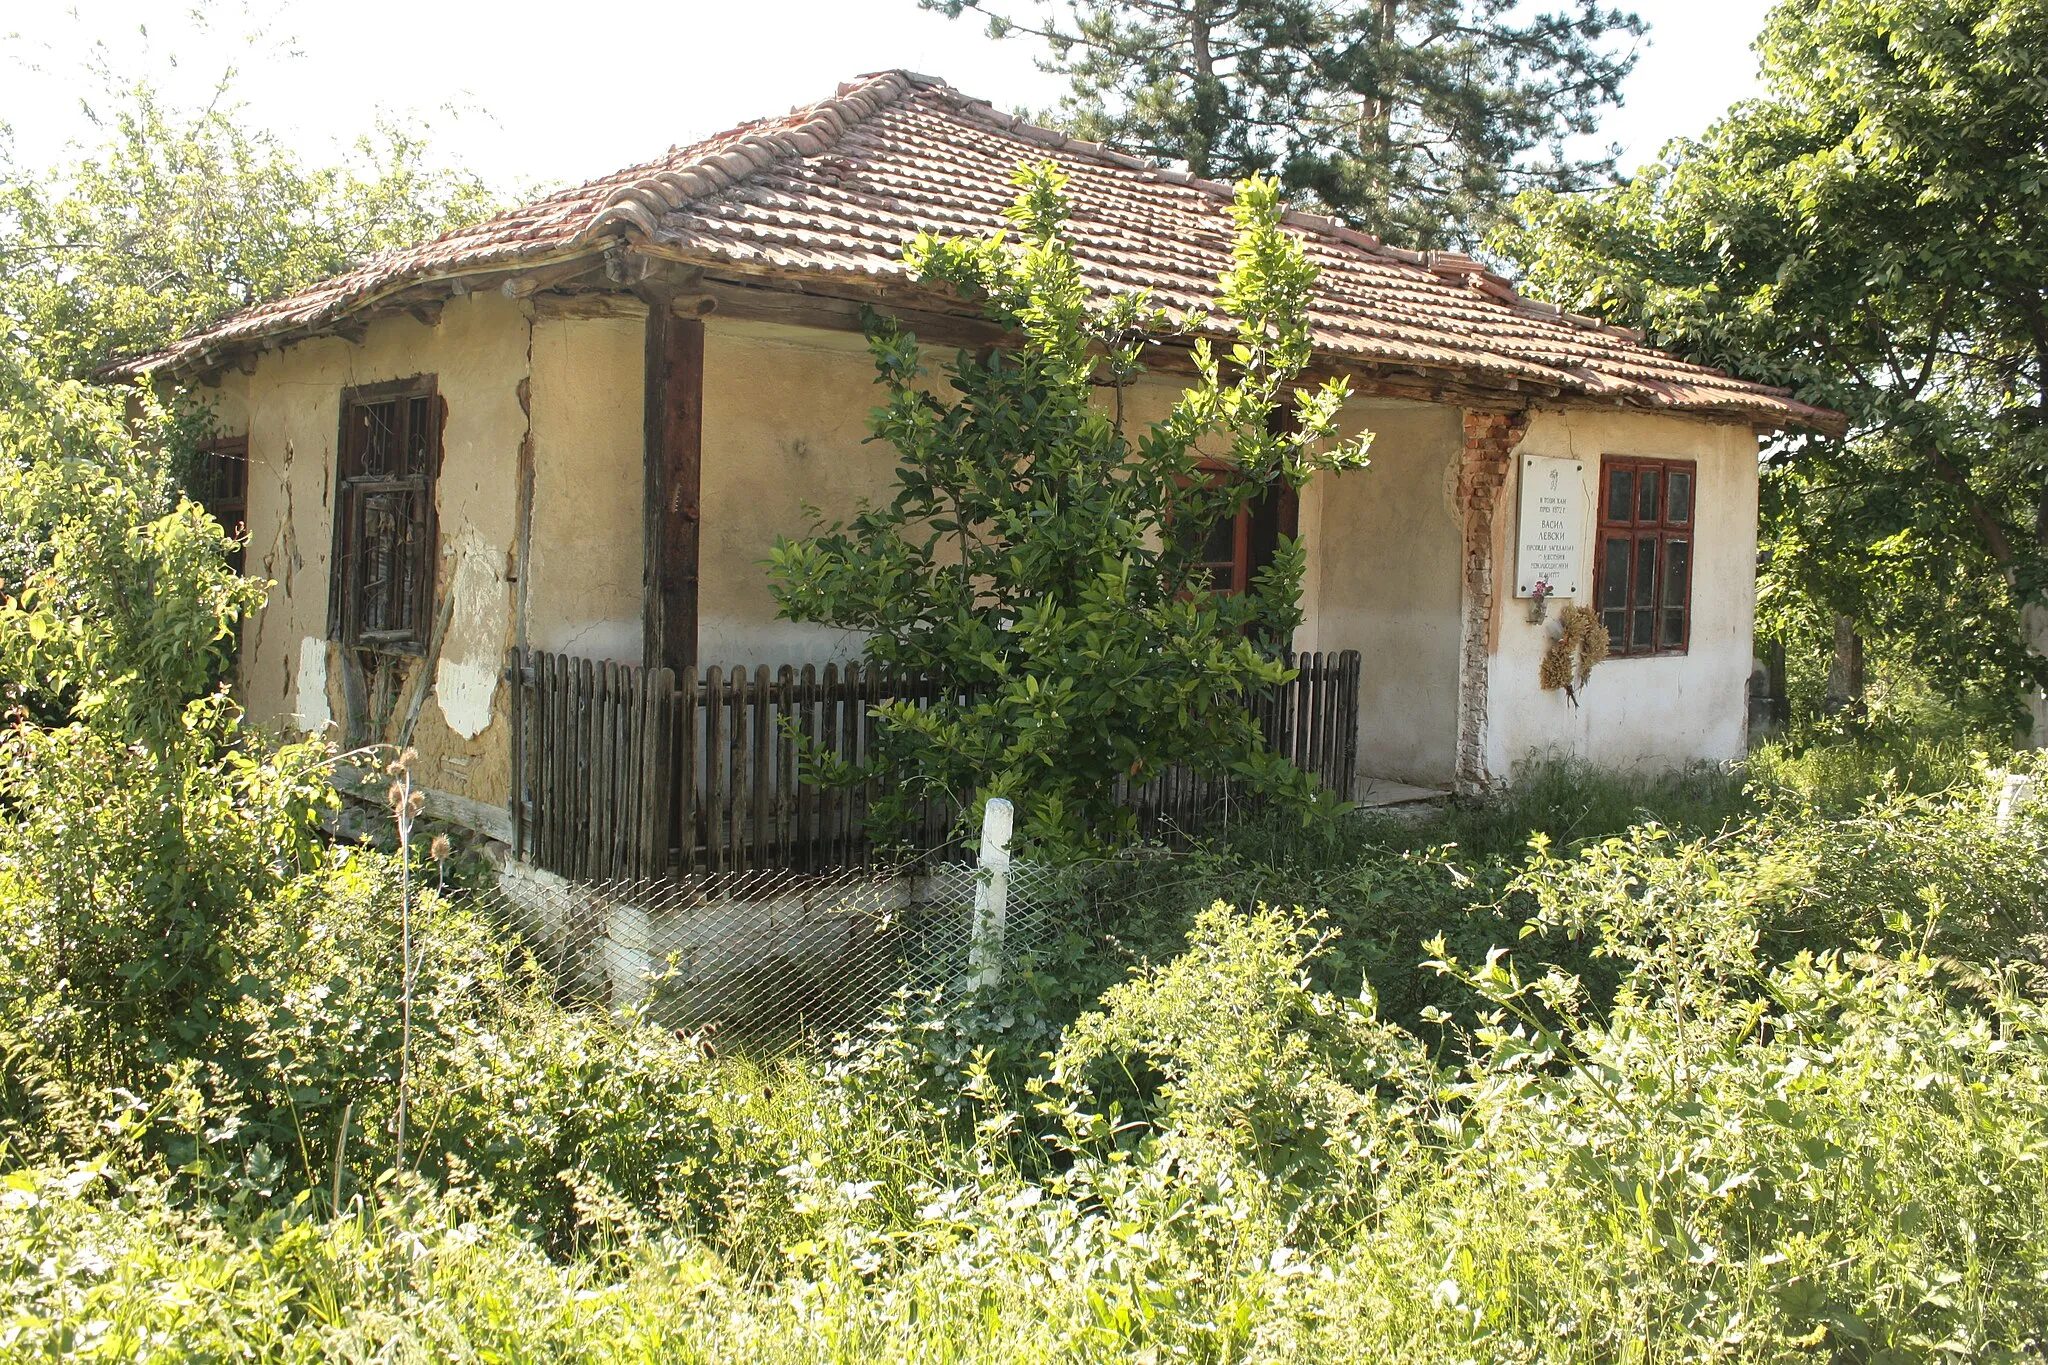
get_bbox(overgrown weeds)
[3,542,2047,1359]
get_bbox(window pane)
[356,400,398,477]
[1661,606,1687,648]
[405,395,435,476]
[1607,467,1634,522]
[1632,537,1658,609]
[1601,537,1631,609]
[1636,468,1660,523]
[1198,517,1237,566]
[1632,604,1655,648]
[1663,539,1690,608]
[1666,470,1693,525]
[356,487,424,642]
[1603,610,1626,650]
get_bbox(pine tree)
[927,0,1643,248]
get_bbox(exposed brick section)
[106,72,1842,438]
[1454,409,1531,794]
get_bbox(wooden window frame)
[194,434,249,576]
[1178,463,1297,597]
[327,375,443,654]
[1593,455,1696,658]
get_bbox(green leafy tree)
[926,0,1643,248]
[1495,0,2048,737]
[0,82,497,384]
[767,163,1370,851]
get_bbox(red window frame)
[1177,463,1254,595]
[1594,456,1696,657]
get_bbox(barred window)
[328,376,441,652]
[1595,456,1695,656]
[192,435,248,575]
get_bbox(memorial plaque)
[1515,455,1587,597]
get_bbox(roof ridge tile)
[578,71,915,243]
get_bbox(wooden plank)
[584,657,602,882]
[569,657,587,882]
[548,652,567,874]
[750,665,771,870]
[862,663,881,865]
[841,662,862,867]
[536,652,551,871]
[532,654,548,871]
[821,663,842,870]
[775,666,796,869]
[675,666,697,877]
[728,668,749,873]
[1340,650,1362,801]
[704,665,726,876]
[639,667,662,878]
[615,663,635,879]
[1302,654,1318,785]
[597,661,616,880]
[796,663,817,872]
[508,649,525,861]
[642,308,704,677]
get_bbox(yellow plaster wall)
[1299,399,1466,787]
[697,318,907,664]
[229,290,530,806]
[526,308,645,660]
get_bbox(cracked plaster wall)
[223,290,526,806]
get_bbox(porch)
[505,647,1364,881]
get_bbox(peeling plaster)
[435,526,508,739]
[294,635,332,735]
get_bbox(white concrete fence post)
[969,797,1014,990]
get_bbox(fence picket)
[506,646,1363,880]
[674,666,696,877]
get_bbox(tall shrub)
[768,163,1370,851]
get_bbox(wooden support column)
[642,301,703,675]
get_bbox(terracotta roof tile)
[110,71,1840,431]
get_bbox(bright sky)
[3,0,1776,191]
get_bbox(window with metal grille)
[192,435,248,576]
[1594,456,1695,656]
[328,376,440,652]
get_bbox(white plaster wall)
[1484,410,1760,777]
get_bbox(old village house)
[112,70,1841,880]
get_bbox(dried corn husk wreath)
[1540,603,1609,704]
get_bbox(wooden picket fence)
[508,648,1362,881]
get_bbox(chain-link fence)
[463,850,1073,1046]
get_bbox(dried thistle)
[429,833,452,863]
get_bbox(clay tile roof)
[109,70,1843,433]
